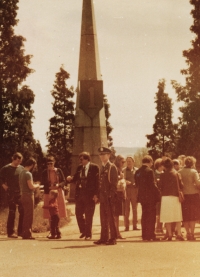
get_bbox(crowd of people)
[1,150,200,244]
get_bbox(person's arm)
[93,165,100,203]
[148,169,156,187]
[27,179,39,190]
[26,172,39,190]
[66,166,81,183]
[193,170,200,188]
[177,173,184,190]
[110,165,118,197]
[0,167,8,191]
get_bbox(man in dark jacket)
[93,147,118,245]
[135,155,160,241]
[67,152,99,239]
[0,152,24,238]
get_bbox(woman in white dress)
[160,158,184,241]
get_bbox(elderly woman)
[179,156,200,240]
[159,158,184,241]
[41,156,67,238]
[114,155,126,239]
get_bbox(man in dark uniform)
[0,152,24,238]
[135,155,160,241]
[93,147,118,245]
[67,152,99,239]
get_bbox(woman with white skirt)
[159,158,184,241]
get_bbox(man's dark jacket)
[135,165,160,204]
[73,163,99,199]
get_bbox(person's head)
[173,159,180,171]
[46,156,55,170]
[79,152,90,166]
[126,156,135,169]
[142,155,153,168]
[162,158,174,170]
[154,158,163,172]
[178,155,186,167]
[12,152,23,166]
[98,147,111,164]
[24,157,37,172]
[184,156,195,168]
[114,155,126,170]
[49,190,58,200]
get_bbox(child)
[42,190,61,239]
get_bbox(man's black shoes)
[93,240,106,245]
[106,239,117,245]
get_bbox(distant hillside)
[114,147,144,157]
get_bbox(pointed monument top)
[78,0,102,81]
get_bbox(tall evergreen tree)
[46,66,75,175]
[172,0,200,163]
[146,79,176,159]
[0,0,44,207]
[0,0,37,167]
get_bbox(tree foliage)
[46,66,75,175]
[146,79,176,160]
[103,94,116,162]
[103,94,113,148]
[171,0,200,162]
[0,0,43,164]
[0,0,45,206]
[134,147,149,168]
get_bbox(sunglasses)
[47,162,53,165]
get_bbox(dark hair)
[184,156,194,168]
[79,152,91,161]
[24,157,37,167]
[162,158,174,170]
[50,190,58,199]
[142,155,153,164]
[46,155,55,163]
[154,158,163,170]
[12,152,23,161]
[115,155,125,168]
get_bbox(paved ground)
[1,203,200,277]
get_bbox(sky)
[15,0,193,150]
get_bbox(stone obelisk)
[71,0,108,173]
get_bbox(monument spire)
[71,0,108,174]
[78,0,101,81]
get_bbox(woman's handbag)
[176,173,184,203]
[117,179,126,192]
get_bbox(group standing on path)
[1,150,200,244]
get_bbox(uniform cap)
[98,147,111,154]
